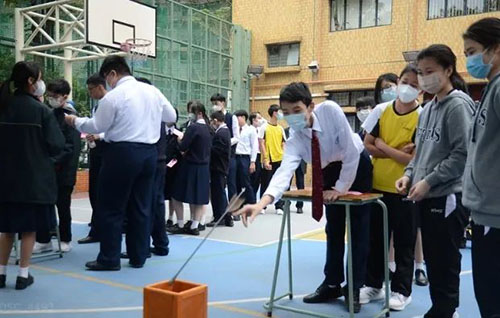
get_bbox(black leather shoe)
[303,284,343,303]
[85,261,120,271]
[77,236,98,244]
[233,215,241,221]
[167,224,185,234]
[166,220,174,227]
[225,218,234,227]
[343,286,361,313]
[0,274,6,288]
[415,269,429,286]
[150,247,169,256]
[296,207,304,214]
[198,224,206,231]
[184,227,200,236]
[15,274,34,290]
[129,262,144,269]
[121,252,151,259]
[206,220,222,227]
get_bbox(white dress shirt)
[235,124,258,162]
[264,100,364,201]
[75,76,176,144]
[223,109,240,146]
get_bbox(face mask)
[418,73,442,95]
[284,112,307,131]
[397,84,419,103]
[277,110,284,120]
[47,96,64,108]
[356,109,371,123]
[213,105,223,112]
[33,80,46,97]
[381,86,397,103]
[467,52,495,79]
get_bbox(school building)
[234,0,500,124]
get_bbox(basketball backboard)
[86,0,157,58]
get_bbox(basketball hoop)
[120,38,152,66]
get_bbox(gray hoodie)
[405,90,474,198]
[463,74,500,228]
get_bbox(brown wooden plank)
[282,189,383,203]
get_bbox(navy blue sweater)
[179,122,212,164]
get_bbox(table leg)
[378,199,390,317]
[286,200,293,299]
[346,204,354,318]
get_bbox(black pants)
[323,151,372,289]
[88,146,103,239]
[294,161,306,209]
[365,192,417,296]
[236,155,256,204]
[472,223,500,318]
[418,194,467,318]
[227,156,237,202]
[150,160,169,254]
[37,185,74,243]
[260,161,284,210]
[210,170,229,221]
[250,153,262,199]
[96,142,157,267]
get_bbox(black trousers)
[88,146,103,239]
[472,223,500,318]
[236,155,256,204]
[250,153,262,199]
[365,192,417,296]
[418,194,467,318]
[150,160,169,254]
[294,162,306,209]
[227,156,237,202]
[260,161,284,210]
[96,142,157,267]
[210,170,229,221]
[323,151,372,289]
[37,185,74,243]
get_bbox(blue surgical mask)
[277,110,284,120]
[381,86,397,103]
[284,112,307,131]
[467,52,494,79]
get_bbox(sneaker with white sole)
[33,242,53,254]
[276,208,284,215]
[59,242,72,253]
[452,311,459,318]
[389,292,411,311]
[359,286,385,304]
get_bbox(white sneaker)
[59,242,72,253]
[276,208,284,215]
[260,209,266,215]
[452,312,459,318]
[33,242,53,254]
[359,286,385,304]
[389,292,411,311]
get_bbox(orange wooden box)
[143,280,208,318]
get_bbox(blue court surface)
[0,221,480,318]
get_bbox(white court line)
[187,236,262,247]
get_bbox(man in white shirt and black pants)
[234,110,259,205]
[66,56,176,270]
[235,82,372,313]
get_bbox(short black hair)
[234,109,248,121]
[249,112,260,123]
[136,77,152,85]
[399,63,418,78]
[86,73,106,87]
[463,17,500,51]
[47,79,71,95]
[99,55,131,78]
[268,104,280,117]
[210,110,225,122]
[355,96,375,110]
[210,93,226,103]
[279,82,312,107]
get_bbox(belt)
[235,154,250,158]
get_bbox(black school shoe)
[303,284,343,303]
[0,274,5,288]
[415,269,429,286]
[150,247,169,256]
[224,218,234,227]
[343,286,361,314]
[167,224,185,234]
[198,224,206,231]
[85,261,121,271]
[15,274,34,290]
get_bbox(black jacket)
[210,126,231,175]
[52,106,81,187]
[0,91,65,204]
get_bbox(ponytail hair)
[0,61,41,112]
[189,100,213,133]
[417,44,469,94]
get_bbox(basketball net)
[120,38,152,68]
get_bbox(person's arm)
[157,88,177,125]
[42,108,65,157]
[231,114,239,146]
[74,96,115,134]
[374,138,414,165]
[178,125,197,152]
[250,129,258,163]
[364,132,389,158]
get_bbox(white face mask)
[418,73,442,95]
[356,109,371,123]
[397,84,419,103]
[47,96,64,108]
[33,80,46,97]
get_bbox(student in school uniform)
[235,82,373,313]
[396,44,475,318]
[171,101,213,236]
[354,96,375,141]
[249,112,266,199]
[284,127,306,214]
[259,104,287,215]
[206,111,233,227]
[234,110,258,205]
[0,61,65,290]
[361,64,422,311]
[165,108,182,230]
[462,17,500,318]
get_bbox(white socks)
[415,262,424,271]
[0,264,6,275]
[177,220,184,227]
[18,266,29,278]
[389,261,396,272]
[191,221,200,230]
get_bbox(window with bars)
[327,90,374,106]
[428,0,500,19]
[267,43,300,68]
[331,0,392,31]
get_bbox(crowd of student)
[0,16,498,318]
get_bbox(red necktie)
[311,131,323,222]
